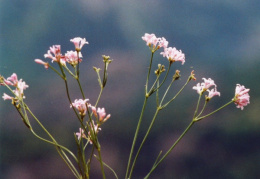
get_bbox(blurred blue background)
[1,0,260,178]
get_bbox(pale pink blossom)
[91,106,111,122]
[88,122,101,144]
[193,78,217,94]
[44,45,66,66]
[142,33,157,46]
[65,51,82,65]
[35,59,49,69]
[207,88,220,99]
[158,37,168,49]
[70,37,89,51]
[160,47,185,65]
[97,107,111,122]
[233,84,250,110]
[142,33,168,50]
[2,74,29,100]
[4,73,18,86]
[71,99,89,116]
[76,128,87,140]
[2,93,13,100]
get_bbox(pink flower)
[193,78,217,95]
[233,84,250,110]
[2,74,29,100]
[44,45,66,66]
[142,33,157,46]
[207,88,220,99]
[88,122,101,144]
[35,59,49,69]
[65,51,82,65]
[4,73,18,86]
[160,47,185,65]
[97,107,111,122]
[158,37,169,49]
[142,33,168,50]
[75,128,87,140]
[91,106,111,123]
[71,99,89,116]
[70,37,89,51]
[2,93,13,100]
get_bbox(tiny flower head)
[142,33,157,46]
[142,33,168,51]
[65,51,82,66]
[2,93,13,100]
[97,107,111,123]
[44,45,66,65]
[160,47,185,65]
[35,59,49,69]
[71,99,89,116]
[233,84,250,110]
[158,37,168,49]
[189,70,196,81]
[88,122,101,144]
[206,87,220,101]
[2,74,29,100]
[70,37,89,51]
[193,78,217,95]
[5,73,18,86]
[75,128,87,140]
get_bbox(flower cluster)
[72,98,110,144]
[193,78,220,100]
[142,33,185,65]
[35,37,88,68]
[142,33,168,50]
[233,84,250,110]
[70,99,90,116]
[91,106,111,123]
[1,73,29,100]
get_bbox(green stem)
[195,100,233,122]
[193,93,202,119]
[145,52,154,93]
[161,76,191,109]
[144,121,195,179]
[94,154,118,179]
[153,62,171,91]
[25,105,80,178]
[76,77,86,99]
[97,147,106,179]
[125,97,148,179]
[128,108,160,179]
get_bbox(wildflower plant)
[1,34,250,178]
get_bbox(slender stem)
[94,154,118,179]
[159,78,175,106]
[161,76,191,109]
[196,100,208,118]
[195,100,233,122]
[128,108,160,179]
[76,78,86,99]
[145,52,154,93]
[48,64,64,79]
[97,147,106,179]
[125,97,148,179]
[193,93,202,119]
[154,62,171,91]
[144,121,195,179]
[25,105,80,178]
[31,129,78,161]
[95,87,104,107]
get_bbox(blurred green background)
[1,0,259,178]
